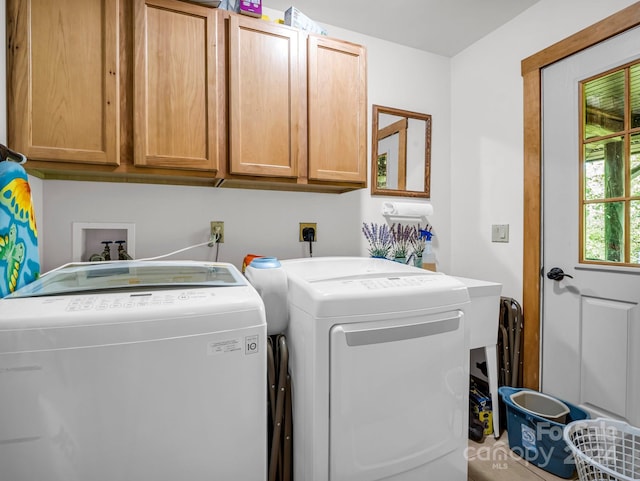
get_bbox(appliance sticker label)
[207,338,241,355]
[245,335,259,355]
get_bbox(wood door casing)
[521,1,640,390]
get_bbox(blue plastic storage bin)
[499,386,590,479]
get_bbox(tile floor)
[467,433,577,481]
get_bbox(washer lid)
[0,261,265,351]
[6,260,247,298]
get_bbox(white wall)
[450,0,638,300]
[323,22,452,270]
[30,8,452,273]
[42,182,362,269]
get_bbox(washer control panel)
[64,290,215,312]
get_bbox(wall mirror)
[371,105,431,198]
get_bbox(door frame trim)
[521,2,640,389]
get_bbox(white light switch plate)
[491,224,509,243]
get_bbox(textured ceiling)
[264,0,540,57]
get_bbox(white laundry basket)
[563,418,640,481]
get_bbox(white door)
[542,26,640,426]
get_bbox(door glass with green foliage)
[581,62,640,265]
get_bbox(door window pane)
[632,200,640,263]
[632,64,640,129]
[584,202,625,263]
[584,70,625,139]
[581,61,640,266]
[584,137,625,200]
[632,134,640,197]
[584,203,605,260]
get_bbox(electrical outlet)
[299,222,317,242]
[210,221,224,243]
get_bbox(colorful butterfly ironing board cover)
[0,160,40,297]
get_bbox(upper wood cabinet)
[307,36,367,184]
[134,0,220,172]
[7,0,120,166]
[221,14,367,191]
[226,15,301,178]
[7,1,366,191]
[7,0,220,183]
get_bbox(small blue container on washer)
[244,257,288,335]
[499,386,590,479]
[249,257,281,269]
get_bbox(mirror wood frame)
[371,104,432,198]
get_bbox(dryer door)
[329,310,466,481]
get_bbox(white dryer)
[0,261,267,481]
[248,256,471,481]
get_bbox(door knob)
[546,267,573,281]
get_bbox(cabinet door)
[228,16,301,178]
[134,0,220,171]
[7,0,120,166]
[308,36,367,184]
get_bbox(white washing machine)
[0,261,267,481]
[248,256,471,481]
